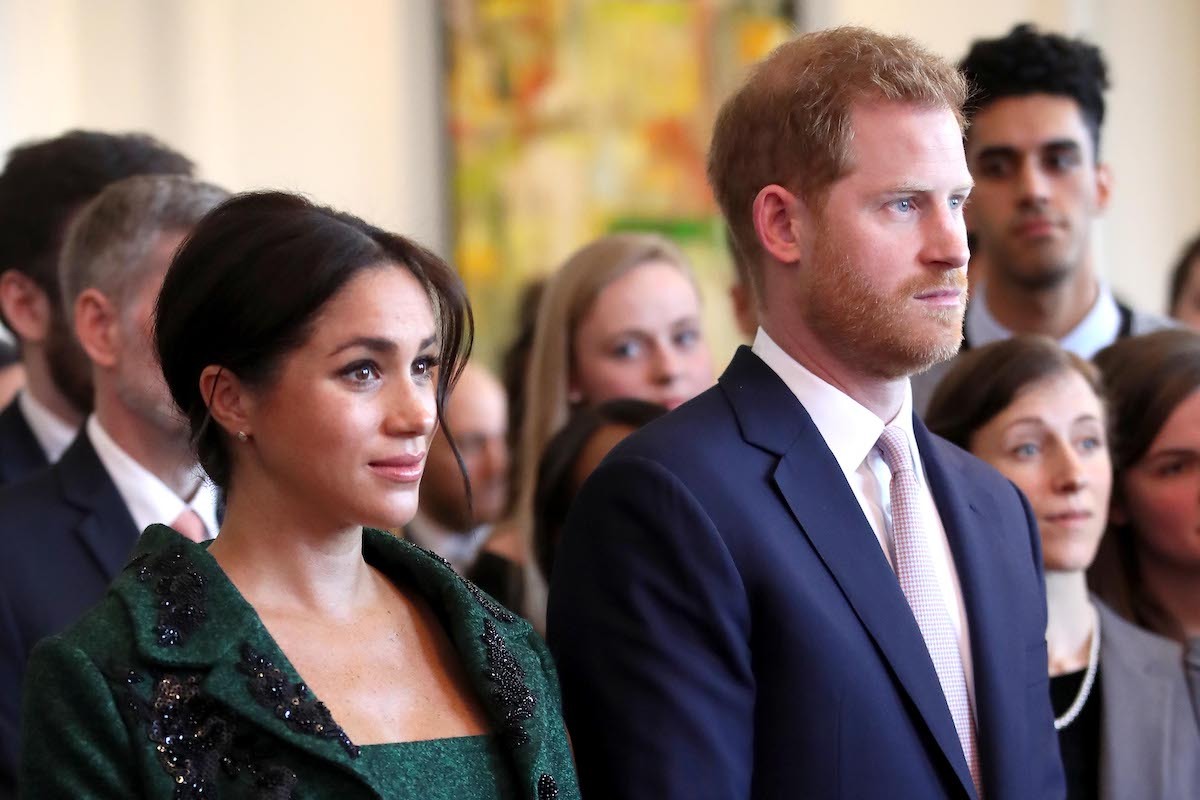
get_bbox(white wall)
[0,0,446,251]
[1,0,1196,315]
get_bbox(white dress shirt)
[752,328,976,711]
[406,513,491,573]
[966,280,1121,359]
[17,390,78,463]
[87,416,219,538]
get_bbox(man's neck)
[984,263,1099,340]
[761,322,905,422]
[20,348,83,427]
[94,393,196,499]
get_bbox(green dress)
[20,525,579,799]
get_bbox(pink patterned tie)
[877,426,981,796]
[171,508,208,543]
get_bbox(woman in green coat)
[21,192,579,799]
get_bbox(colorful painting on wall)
[444,0,795,365]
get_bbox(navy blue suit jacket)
[0,401,48,489]
[0,432,137,797]
[548,348,1065,800]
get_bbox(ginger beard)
[802,223,967,381]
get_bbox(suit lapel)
[721,350,977,798]
[56,433,139,581]
[0,399,49,484]
[915,420,1020,799]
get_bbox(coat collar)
[112,525,555,784]
[720,348,983,799]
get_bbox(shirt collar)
[406,513,490,571]
[966,280,1121,359]
[17,389,78,463]
[86,416,219,537]
[751,328,919,480]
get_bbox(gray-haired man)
[0,175,228,794]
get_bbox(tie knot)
[876,426,913,477]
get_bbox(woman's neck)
[1139,555,1200,640]
[1044,570,1096,676]
[207,476,378,622]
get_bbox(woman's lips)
[1043,509,1093,524]
[368,454,425,483]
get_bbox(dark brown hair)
[925,335,1105,451]
[1090,329,1200,638]
[155,191,473,491]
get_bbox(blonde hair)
[707,26,967,297]
[512,232,697,625]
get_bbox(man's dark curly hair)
[959,24,1110,156]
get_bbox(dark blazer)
[0,432,138,798]
[548,347,1065,800]
[1095,599,1200,798]
[0,400,48,488]
[21,525,580,799]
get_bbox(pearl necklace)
[1054,603,1101,731]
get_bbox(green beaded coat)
[20,525,580,799]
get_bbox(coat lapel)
[721,349,977,798]
[56,433,139,581]
[0,399,48,483]
[115,526,372,784]
[914,420,1021,800]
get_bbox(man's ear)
[1094,162,1113,215]
[199,365,254,440]
[0,269,53,344]
[752,184,812,267]
[73,289,118,368]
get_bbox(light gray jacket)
[1096,598,1200,799]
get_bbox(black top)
[1051,665,1103,800]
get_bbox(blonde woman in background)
[479,233,714,626]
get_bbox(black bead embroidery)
[465,579,517,623]
[481,618,536,747]
[412,542,518,623]
[111,667,298,799]
[538,774,559,799]
[135,546,209,647]
[238,643,360,759]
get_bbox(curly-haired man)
[914,25,1173,413]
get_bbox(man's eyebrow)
[885,181,974,195]
[1042,139,1083,153]
[974,145,1020,160]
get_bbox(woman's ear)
[198,365,254,439]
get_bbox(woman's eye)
[1012,443,1039,458]
[611,341,640,359]
[342,361,381,383]
[412,354,440,379]
[673,328,700,349]
[1078,436,1104,453]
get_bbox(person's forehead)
[966,94,1092,152]
[839,102,970,186]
